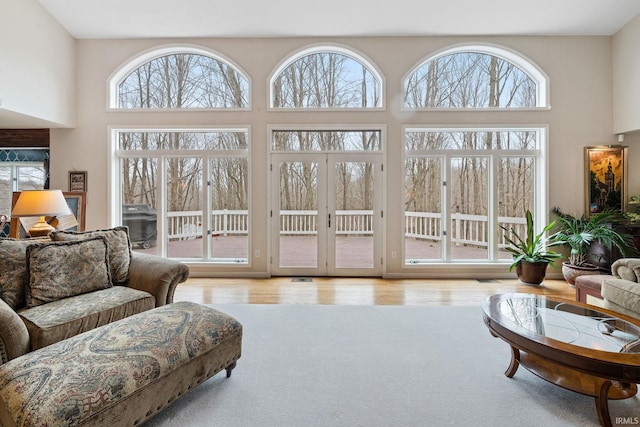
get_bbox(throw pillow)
[0,239,33,310]
[51,226,132,285]
[25,237,112,308]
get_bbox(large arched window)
[402,44,550,267]
[109,46,250,109]
[404,44,548,109]
[270,45,383,109]
[109,46,251,264]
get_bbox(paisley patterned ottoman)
[0,301,242,426]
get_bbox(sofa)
[601,258,640,320]
[0,226,190,364]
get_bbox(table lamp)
[11,190,73,237]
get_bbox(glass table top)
[483,294,640,354]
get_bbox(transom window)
[111,47,249,109]
[404,45,548,109]
[272,130,382,152]
[270,46,383,109]
[119,130,248,151]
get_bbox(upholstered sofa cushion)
[51,226,132,284]
[0,299,29,364]
[0,239,33,310]
[25,237,112,308]
[0,237,52,310]
[601,278,640,320]
[611,258,640,282]
[18,286,155,350]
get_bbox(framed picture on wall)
[61,192,86,231]
[69,171,87,192]
[584,146,628,216]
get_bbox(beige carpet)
[144,304,640,427]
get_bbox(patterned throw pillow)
[0,239,34,310]
[25,237,112,308]
[51,226,132,285]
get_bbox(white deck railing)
[166,209,526,248]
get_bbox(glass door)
[273,155,325,274]
[329,155,380,274]
[166,156,204,259]
[272,153,381,276]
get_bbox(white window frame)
[403,43,550,110]
[402,125,549,265]
[109,126,251,264]
[268,43,386,111]
[107,44,252,111]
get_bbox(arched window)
[404,44,548,109]
[109,46,251,264]
[270,45,383,109]
[109,46,249,109]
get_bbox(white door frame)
[270,152,383,276]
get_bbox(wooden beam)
[0,129,49,147]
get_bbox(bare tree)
[118,54,249,214]
[273,52,379,108]
[404,53,537,221]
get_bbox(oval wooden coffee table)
[482,293,640,427]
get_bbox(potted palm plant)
[551,207,635,285]
[501,210,563,285]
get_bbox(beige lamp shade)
[11,190,73,237]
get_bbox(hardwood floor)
[174,277,576,306]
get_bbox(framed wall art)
[584,146,628,216]
[69,171,87,192]
[60,192,86,231]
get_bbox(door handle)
[328,213,331,228]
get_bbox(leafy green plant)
[551,207,635,267]
[501,210,563,271]
[624,211,640,223]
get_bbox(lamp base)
[28,217,55,237]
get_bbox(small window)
[404,129,540,151]
[0,149,48,236]
[272,130,381,152]
[118,130,248,151]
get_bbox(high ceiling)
[39,0,640,39]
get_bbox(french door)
[271,153,382,276]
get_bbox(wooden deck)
[135,235,511,263]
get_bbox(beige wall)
[47,36,620,277]
[0,0,75,127]
[613,13,640,134]
[612,13,640,219]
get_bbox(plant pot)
[515,261,549,286]
[561,261,601,286]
